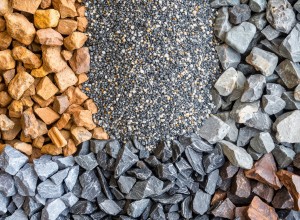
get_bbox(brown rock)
[56,113,70,130]
[247,196,278,220]
[12,46,42,69]
[63,138,76,156]
[36,119,48,136]
[0,32,12,50]
[252,182,274,203]
[245,153,282,190]
[2,118,21,140]
[8,100,23,118]
[0,114,14,131]
[77,16,88,32]
[0,0,12,16]
[40,0,51,9]
[277,169,300,210]
[54,65,78,91]
[2,69,15,86]
[5,13,36,45]
[293,153,300,169]
[8,70,35,100]
[29,147,42,162]
[92,127,109,140]
[83,99,97,114]
[76,5,85,17]
[0,50,15,71]
[42,45,68,73]
[41,143,62,155]
[56,19,77,35]
[272,187,294,209]
[220,161,239,180]
[21,96,34,108]
[0,91,12,107]
[21,108,39,139]
[20,131,32,143]
[61,50,73,61]
[36,76,59,100]
[72,110,96,130]
[77,72,88,85]
[65,86,88,105]
[48,127,67,148]
[60,129,71,140]
[12,0,41,14]
[63,32,87,51]
[31,65,50,78]
[53,95,70,114]
[34,9,60,29]
[32,136,45,149]
[35,28,63,46]
[211,198,235,219]
[34,107,60,125]
[65,104,83,115]
[231,169,251,199]
[69,47,90,74]
[52,0,77,18]
[71,126,92,145]
[0,17,5,31]
[31,95,54,108]
[14,142,32,155]
[235,206,248,220]
[211,190,227,206]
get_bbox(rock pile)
[0,0,109,159]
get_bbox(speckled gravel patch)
[84,0,221,148]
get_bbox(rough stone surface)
[0,146,28,175]
[229,4,251,24]
[250,132,275,153]
[241,74,266,102]
[262,95,286,115]
[14,164,38,197]
[192,190,211,215]
[272,145,295,168]
[216,44,241,70]
[74,153,98,171]
[33,158,59,181]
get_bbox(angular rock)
[0,171,16,197]
[250,132,275,153]
[12,46,42,69]
[114,146,139,178]
[149,203,165,220]
[127,161,152,180]
[8,70,34,100]
[230,100,260,124]
[249,12,267,30]
[244,110,272,131]
[249,0,267,12]
[33,158,59,181]
[156,163,177,181]
[74,153,98,171]
[241,74,266,102]
[214,67,239,96]
[214,7,232,41]
[0,114,14,131]
[23,197,43,217]
[229,4,251,24]
[14,164,38,197]
[50,168,69,185]
[282,91,300,110]
[64,32,88,51]
[153,141,172,162]
[152,193,184,204]
[0,192,9,215]
[34,9,60,29]
[228,71,247,102]
[185,147,205,175]
[247,196,278,220]
[211,198,235,219]
[192,190,211,215]
[69,47,90,74]
[1,146,28,175]
[98,199,122,216]
[64,165,79,191]
[61,192,79,208]
[41,198,66,220]
[266,83,285,97]
[70,200,97,215]
[210,0,240,8]
[42,46,67,73]
[261,25,281,41]
[53,156,75,169]
[105,140,121,158]
[276,59,300,89]
[37,179,64,199]
[127,199,150,218]
[204,169,219,195]
[175,158,193,178]
[252,182,274,203]
[216,44,241,70]
[36,28,63,46]
[231,169,251,199]
[279,24,300,62]
[203,146,225,173]
[272,187,294,209]
[6,209,27,220]
[117,176,136,194]
[273,145,295,168]
[220,161,239,180]
[262,95,286,115]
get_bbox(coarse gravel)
[83,0,221,148]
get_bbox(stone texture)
[262,95,286,115]
[114,146,139,178]
[249,12,267,30]
[276,59,300,89]
[98,199,122,216]
[0,146,28,175]
[79,170,101,201]
[272,187,294,209]
[69,47,90,74]
[216,44,241,70]
[74,152,98,171]
[41,198,66,220]
[127,199,150,218]
[50,168,69,185]
[64,32,88,51]
[192,190,211,215]
[203,146,225,173]
[12,46,42,69]
[14,164,38,196]
[272,145,295,168]
[229,4,251,24]
[42,46,67,73]
[249,0,267,12]
[279,24,300,62]
[36,28,64,46]
[34,9,60,29]
[37,179,64,198]
[64,165,79,191]
[33,158,59,181]
[241,74,266,102]
[230,100,260,124]
[247,196,278,220]
[8,71,34,100]
[214,67,238,96]
[214,7,232,41]
[250,132,275,153]
[185,147,205,175]
[52,0,77,18]
[252,182,274,203]
[211,198,235,219]
[0,171,16,197]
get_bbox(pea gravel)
[83,0,221,148]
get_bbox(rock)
[249,0,267,12]
[12,0,41,14]
[244,109,272,131]
[279,24,300,62]
[0,171,16,197]
[231,100,260,125]
[231,169,251,200]
[0,50,15,71]
[57,19,78,35]
[41,198,66,220]
[12,46,42,69]
[0,32,12,50]
[210,0,240,8]
[70,126,92,146]
[247,196,278,220]
[70,200,97,215]
[220,140,253,169]
[211,198,235,219]
[228,70,247,102]
[42,46,68,73]
[64,32,88,51]
[36,76,59,101]
[152,193,184,204]
[272,145,295,168]
[277,60,300,89]
[34,107,60,125]
[203,146,225,173]
[225,22,256,54]
[219,161,239,180]
[282,91,300,110]
[245,153,282,189]
[98,199,122,216]
[274,110,300,143]
[175,158,193,178]
[241,74,266,102]
[36,28,64,46]
[261,25,281,40]
[37,179,64,198]
[34,9,60,29]
[214,67,239,96]
[229,4,251,24]
[54,66,78,92]
[127,199,150,218]
[74,152,98,171]
[250,132,275,153]
[246,47,278,76]
[181,196,192,219]
[272,187,294,209]
[8,70,34,100]
[0,114,14,131]
[0,192,9,214]
[154,141,172,162]
[185,147,205,175]
[192,190,211,215]
[33,158,59,181]
[149,203,165,219]
[247,145,263,160]
[69,47,90,74]
[114,146,139,178]
[14,164,38,196]
[52,0,77,18]
[23,197,43,216]
[215,44,241,70]
[41,144,62,156]
[54,156,75,169]
[79,170,101,201]
[214,7,232,41]
[266,0,296,33]
[96,167,113,200]
[156,163,177,181]
[262,95,286,115]
[50,168,69,185]
[204,169,219,195]
[117,176,136,194]
[61,192,79,207]
[295,85,300,101]
[64,165,79,191]
[248,12,267,30]
[252,182,274,203]
[0,0,12,16]
[105,140,121,159]
[0,146,28,175]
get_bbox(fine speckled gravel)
[84,0,221,148]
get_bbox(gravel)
[83,0,221,147]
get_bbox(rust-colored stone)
[211,198,235,219]
[272,187,294,210]
[0,32,12,50]
[71,126,92,145]
[0,91,12,107]
[14,142,32,156]
[12,0,41,14]
[235,206,248,220]
[56,19,78,35]
[52,0,77,19]
[48,126,67,148]
[54,66,78,92]
[0,114,14,131]
[251,182,274,203]
[34,107,60,125]
[12,46,42,69]
[56,113,70,130]
[69,47,90,74]
[34,9,60,29]
[32,136,45,149]
[0,50,15,71]
[8,70,35,100]
[92,127,109,140]
[63,138,76,156]
[220,161,239,180]
[63,31,87,51]
[231,169,251,199]
[247,196,278,220]
[41,143,62,155]
[42,45,68,73]
[211,190,227,206]
[35,28,63,46]
[36,76,59,100]
[8,100,23,118]
[72,110,96,130]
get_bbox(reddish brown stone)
[220,161,239,180]
[293,153,300,169]
[235,206,248,220]
[231,169,251,199]
[211,190,227,206]
[245,153,282,190]
[272,187,294,210]
[247,196,278,220]
[252,182,274,203]
[277,169,300,211]
[211,198,235,219]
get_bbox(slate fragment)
[211,198,235,219]
[23,197,43,216]
[79,170,102,201]
[185,147,205,175]
[229,4,251,24]
[175,158,193,178]
[117,176,136,194]
[127,161,152,180]
[181,196,193,219]
[156,163,177,181]
[193,190,211,215]
[37,179,64,199]
[0,192,9,215]
[279,24,300,62]
[250,132,275,154]
[203,146,225,173]
[272,187,294,209]
[216,44,241,70]
[74,152,98,171]
[127,199,150,218]
[70,200,97,215]
[50,168,69,185]
[0,171,16,197]
[61,192,79,208]
[214,7,232,41]
[149,203,165,220]
[272,145,295,168]
[171,140,184,162]
[153,141,172,162]
[204,169,219,195]
[64,165,80,191]
[152,193,184,204]
[41,198,67,220]
[96,167,112,199]
[14,164,38,197]
[220,161,239,180]
[241,74,266,102]
[114,146,139,178]
[53,156,75,169]
[0,146,28,175]
[33,158,59,181]
[262,95,286,115]
[5,209,27,220]
[252,182,274,203]
[105,140,121,158]
[98,199,122,216]
[231,169,251,199]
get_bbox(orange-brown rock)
[8,100,23,118]
[35,28,63,46]
[41,143,62,155]
[0,32,12,50]
[21,96,34,108]
[77,16,88,32]
[0,114,14,131]
[60,129,71,140]
[66,104,83,114]
[0,108,7,114]
[32,136,45,149]
[72,110,96,130]
[36,76,59,100]
[54,65,78,92]
[23,83,36,97]
[29,147,42,162]
[36,119,48,136]
[8,70,35,100]
[52,0,77,18]
[76,5,85,17]
[12,0,41,14]
[34,107,60,125]
[251,182,274,203]
[56,113,70,130]
[14,142,32,155]
[56,19,77,35]
[0,50,15,71]
[245,153,282,190]
[247,196,278,220]
[69,47,90,74]
[77,72,88,85]
[0,17,6,31]
[277,169,300,210]
[92,127,109,140]
[12,46,42,69]
[0,91,12,107]
[0,0,12,16]
[63,138,76,156]
[211,198,235,219]
[2,118,21,140]
[40,0,51,9]
[31,65,50,78]
[71,126,92,145]
[235,206,247,220]
[48,126,67,148]
[42,45,68,73]
[84,99,97,114]
[61,50,73,61]
[66,87,88,105]
[20,131,32,143]
[21,108,39,139]
[53,95,69,114]
[34,9,60,29]
[2,69,15,85]
[5,13,36,45]
[211,190,227,206]
[63,32,87,51]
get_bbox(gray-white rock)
[230,100,260,123]
[23,197,43,216]
[216,44,241,70]
[210,0,240,8]
[37,179,64,199]
[105,140,121,158]
[0,146,28,175]
[214,67,238,96]
[149,203,165,219]
[276,59,300,89]
[64,165,79,191]
[79,170,101,201]
[250,132,275,153]
[279,24,300,62]
[0,171,16,197]
[117,176,136,194]
[199,115,230,144]
[0,192,9,215]
[204,169,219,195]
[248,12,267,30]
[185,147,204,176]
[295,84,300,101]
[114,146,139,178]
[266,83,286,97]
[214,7,232,41]
[247,146,263,160]
[71,200,97,215]
[14,164,38,197]
[261,25,281,41]
[295,0,300,13]
[192,190,211,215]
[266,0,296,33]
[74,153,98,171]
[61,192,79,207]
[246,47,278,76]
[282,92,300,110]
[5,209,27,220]
[220,140,253,169]
[90,140,108,153]
[225,22,256,53]
[249,0,267,12]
[262,95,286,115]
[241,74,266,102]
[228,71,247,102]
[50,168,69,185]
[12,193,24,209]
[244,110,272,131]
[41,198,66,220]
[53,156,75,169]
[98,200,121,216]
[33,159,59,181]
[127,199,150,218]
[156,163,178,181]
[272,145,296,168]
[229,4,251,24]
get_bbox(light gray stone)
[0,171,15,197]
[210,0,240,8]
[12,193,24,208]
[41,198,66,220]
[5,209,27,220]
[229,4,251,24]
[64,165,79,191]
[250,132,275,153]
[282,91,300,110]
[98,200,121,216]
[114,146,139,178]
[266,83,286,97]
[216,44,241,70]
[228,71,247,102]
[0,192,9,215]
[0,146,28,175]
[241,74,266,102]
[249,0,267,12]
[61,192,79,207]
[14,164,38,197]
[261,25,281,41]
[23,197,43,216]
[214,7,232,41]
[230,100,260,123]
[244,110,272,131]
[118,176,136,194]
[262,95,286,115]
[192,190,211,215]
[295,84,300,101]
[279,24,300,62]
[214,67,238,96]
[249,12,267,31]
[50,168,69,185]
[127,199,150,218]
[33,159,58,181]
[74,153,98,171]
[79,170,101,201]
[90,140,108,153]
[37,179,64,199]
[53,156,75,169]
[272,145,296,168]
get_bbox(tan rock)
[41,143,62,155]
[63,138,76,156]
[77,73,88,85]
[0,17,5,31]
[0,32,12,50]
[31,65,50,78]
[35,28,63,46]
[2,69,15,85]
[34,9,60,29]
[0,91,12,107]
[52,0,77,18]
[21,96,34,108]
[54,65,78,92]
[36,76,59,100]
[34,107,60,125]
[37,119,48,136]
[65,86,88,105]
[32,136,45,149]
[42,45,68,73]
[66,104,83,114]
[0,108,7,114]
[84,99,98,114]
[0,114,14,131]
[48,126,67,148]
[29,147,42,162]
[76,5,86,17]
[21,108,39,139]
[31,95,54,107]
[71,126,92,145]
[61,50,73,60]
[23,83,36,98]
[14,142,32,155]
[5,13,36,45]
[56,113,70,129]
[64,32,87,51]
[69,47,90,74]
[8,100,23,118]
[0,0,12,16]
[56,19,77,35]
[8,70,34,100]
[20,131,32,143]
[77,17,88,32]
[2,118,21,140]
[92,127,109,140]
[72,110,96,130]
[53,95,69,114]
[12,46,42,69]
[12,0,41,14]
[60,129,71,140]
[40,0,51,8]
[0,50,15,71]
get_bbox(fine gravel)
[83,0,221,148]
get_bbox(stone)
[204,169,219,195]
[279,24,300,62]
[41,198,66,220]
[229,4,251,24]
[48,127,67,148]
[152,193,184,204]
[214,67,238,96]
[295,85,300,101]
[245,153,282,190]
[220,161,239,180]
[34,9,60,29]
[282,91,300,110]
[0,171,16,197]
[203,146,225,173]
[61,192,78,207]
[11,0,41,14]
[117,176,136,194]
[90,140,107,153]
[64,32,88,51]
[92,127,109,140]
[8,70,34,100]
[33,158,59,181]
[14,164,38,196]
[0,114,14,131]
[252,182,274,203]
[228,70,247,102]
[185,147,205,175]
[34,107,60,125]
[0,0,12,16]
[64,165,79,191]
[36,76,59,100]
[225,22,256,54]
[1,146,28,175]
[262,95,286,115]
[249,0,267,12]
[220,140,253,169]
[128,161,152,180]
[214,7,232,41]
[274,110,300,143]
[249,12,267,30]
[156,163,177,181]
[5,13,36,45]
[13,142,32,156]
[230,100,260,124]
[23,197,43,216]
[149,203,165,219]
[41,144,62,155]
[0,32,12,50]
[54,156,75,169]
[247,196,278,220]
[0,192,9,215]
[210,0,239,8]
[266,83,286,96]
[70,200,97,214]
[266,0,296,34]
[77,16,88,32]
[175,158,193,178]
[52,0,77,18]
[74,152,98,171]
[231,168,251,200]
[272,145,295,168]
[250,132,275,153]
[127,199,150,218]
[31,65,50,78]
[69,47,90,74]
[50,168,69,185]
[114,146,139,178]
[272,187,294,209]
[70,126,92,146]
[211,198,235,219]
[79,170,101,201]
[98,199,122,216]
[12,46,42,69]
[261,25,281,41]
[192,190,211,215]
[21,108,39,139]
[37,179,64,198]
[241,74,266,102]
[57,19,78,35]
[0,50,15,71]
[42,46,68,73]
[154,141,172,162]
[36,28,63,46]
[277,60,300,89]
[72,110,96,130]
[6,209,27,220]
[0,91,12,108]
[96,167,113,200]
[244,110,272,131]
[54,66,78,92]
